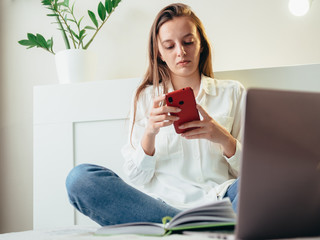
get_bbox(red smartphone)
[165,87,200,134]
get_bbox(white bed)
[2,226,320,240]
[24,78,224,240]
[0,226,234,240]
[32,65,320,229]
[6,65,317,240]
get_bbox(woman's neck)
[170,73,201,97]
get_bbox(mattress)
[0,225,224,240]
[1,226,319,240]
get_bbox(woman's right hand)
[141,94,180,155]
[146,94,181,135]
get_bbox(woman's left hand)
[179,104,236,157]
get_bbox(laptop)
[235,88,320,239]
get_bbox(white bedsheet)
[1,226,319,240]
[0,225,221,240]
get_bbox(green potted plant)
[18,0,122,83]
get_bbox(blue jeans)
[223,178,239,212]
[66,164,239,226]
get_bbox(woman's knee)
[65,164,118,195]
[66,164,90,195]
[66,164,101,194]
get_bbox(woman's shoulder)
[202,75,245,95]
[134,84,157,110]
[137,84,155,100]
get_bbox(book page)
[167,198,236,229]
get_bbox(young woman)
[66,3,246,226]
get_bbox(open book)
[94,198,236,236]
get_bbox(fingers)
[178,104,212,130]
[196,104,210,119]
[151,95,181,117]
[152,105,181,116]
[153,94,166,108]
[181,127,207,139]
[152,95,181,114]
[178,105,214,140]
[178,120,204,130]
[146,95,181,135]
[150,113,179,123]
[153,120,175,129]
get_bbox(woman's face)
[157,16,202,80]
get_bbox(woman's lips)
[177,60,190,66]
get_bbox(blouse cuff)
[132,144,157,171]
[223,139,242,175]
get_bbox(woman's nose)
[177,45,186,56]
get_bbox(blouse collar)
[165,74,217,98]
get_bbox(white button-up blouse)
[122,75,246,210]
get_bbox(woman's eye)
[165,45,174,49]
[184,41,193,45]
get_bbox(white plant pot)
[55,49,97,84]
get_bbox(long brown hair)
[131,3,213,143]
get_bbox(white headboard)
[33,64,320,229]
[33,78,140,229]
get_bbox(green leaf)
[27,33,38,46]
[71,1,75,12]
[63,0,69,7]
[47,38,53,49]
[105,0,112,14]
[45,7,55,12]
[21,33,54,52]
[84,26,96,30]
[36,34,49,49]
[79,29,86,39]
[71,30,79,40]
[98,2,106,21]
[78,16,84,28]
[53,0,58,10]
[47,13,59,17]
[112,0,121,8]
[57,2,66,7]
[79,34,87,41]
[18,39,36,47]
[67,18,77,23]
[50,37,54,52]
[88,10,98,28]
[41,0,52,6]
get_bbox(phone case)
[165,87,200,134]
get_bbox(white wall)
[215,64,320,92]
[0,0,320,233]
[0,0,5,232]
